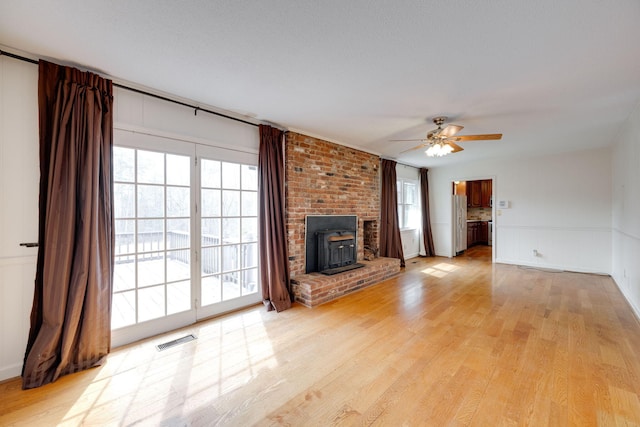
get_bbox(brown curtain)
[379,159,405,267]
[258,125,292,312]
[420,168,436,256]
[22,60,114,389]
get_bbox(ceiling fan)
[393,117,502,157]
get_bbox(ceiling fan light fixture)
[392,116,502,157]
[425,142,453,157]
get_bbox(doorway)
[451,178,495,261]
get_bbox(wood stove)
[317,230,357,272]
[305,215,364,275]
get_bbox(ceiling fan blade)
[390,138,428,142]
[400,142,430,153]
[451,133,503,142]
[440,124,463,138]
[447,141,464,153]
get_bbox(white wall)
[114,87,259,152]
[0,56,39,381]
[612,101,640,318]
[429,147,612,274]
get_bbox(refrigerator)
[453,195,467,254]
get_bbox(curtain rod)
[113,83,259,127]
[0,49,260,128]
[0,49,38,65]
[381,157,424,170]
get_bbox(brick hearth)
[291,257,401,307]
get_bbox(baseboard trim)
[0,363,22,383]
[611,276,640,327]
[494,259,610,276]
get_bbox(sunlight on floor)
[421,263,460,278]
[60,309,278,425]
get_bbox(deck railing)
[115,232,256,286]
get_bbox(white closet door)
[0,57,39,381]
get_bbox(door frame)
[111,130,198,348]
[111,130,262,348]
[194,144,262,321]
[450,175,496,262]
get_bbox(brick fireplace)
[285,132,400,307]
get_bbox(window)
[397,179,419,230]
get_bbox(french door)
[196,145,260,319]
[111,130,261,347]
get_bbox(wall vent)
[156,334,197,351]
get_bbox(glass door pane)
[198,152,261,319]
[112,146,193,332]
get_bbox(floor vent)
[156,334,197,351]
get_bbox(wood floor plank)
[2,248,640,425]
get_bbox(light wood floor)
[2,251,640,426]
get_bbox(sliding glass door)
[111,130,260,347]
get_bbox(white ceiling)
[1,1,639,168]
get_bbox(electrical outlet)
[533,249,538,257]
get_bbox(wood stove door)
[328,239,356,267]
[328,241,344,268]
[344,241,356,265]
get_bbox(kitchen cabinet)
[467,181,482,207]
[467,221,481,246]
[467,179,492,208]
[479,221,489,244]
[481,180,492,207]
[467,221,489,246]
[467,222,476,245]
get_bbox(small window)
[397,179,419,230]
